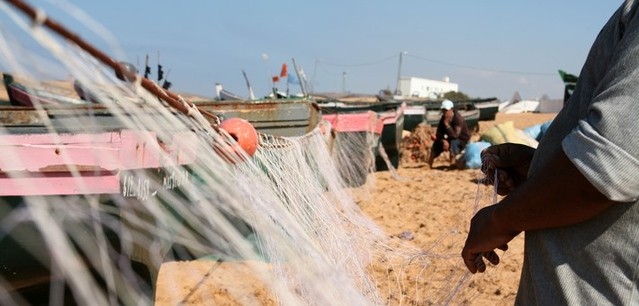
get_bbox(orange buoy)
[218,117,259,159]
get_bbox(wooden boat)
[0,3,245,301]
[0,103,203,302]
[403,103,427,132]
[401,99,480,132]
[0,89,322,303]
[322,111,384,187]
[317,100,405,171]
[4,75,321,138]
[0,2,337,304]
[393,97,494,133]
[205,73,320,137]
[470,97,500,121]
[214,83,249,101]
[193,99,321,137]
[500,100,540,114]
[377,105,404,171]
[217,88,247,101]
[0,94,324,303]
[3,73,89,106]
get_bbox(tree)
[379,88,393,96]
[442,91,470,101]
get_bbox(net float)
[216,117,259,161]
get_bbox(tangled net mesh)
[0,1,502,305]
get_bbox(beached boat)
[399,99,480,132]
[0,4,254,302]
[0,103,203,302]
[403,102,427,132]
[0,18,264,305]
[470,98,500,121]
[4,74,321,138]
[377,105,404,171]
[0,89,323,303]
[317,100,405,171]
[322,111,384,187]
[214,83,250,101]
[0,2,405,304]
[390,97,493,133]
[499,100,540,114]
[193,99,321,137]
[216,88,247,101]
[3,73,89,106]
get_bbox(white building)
[397,76,458,98]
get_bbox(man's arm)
[435,118,447,139]
[493,147,616,232]
[445,113,463,138]
[462,147,619,273]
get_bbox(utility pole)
[395,51,407,96]
[262,53,270,94]
[342,71,347,93]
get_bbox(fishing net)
[0,1,494,305]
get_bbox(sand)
[154,112,557,305]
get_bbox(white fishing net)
[0,1,490,305]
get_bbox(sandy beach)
[155,112,557,305]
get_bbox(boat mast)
[4,0,220,123]
[291,58,308,97]
[242,70,256,100]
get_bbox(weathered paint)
[0,171,120,196]
[0,130,197,196]
[322,111,383,134]
[194,99,321,137]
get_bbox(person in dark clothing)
[462,2,639,303]
[428,99,470,167]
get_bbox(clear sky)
[1,1,624,101]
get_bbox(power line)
[406,53,556,76]
[311,51,559,92]
[316,52,557,76]
[312,54,399,90]
[316,54,398,67]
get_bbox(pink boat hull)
[321,110,384,134]
[0,130,197,196]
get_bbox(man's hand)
[481,143,535,195]
[444,109,454,125]
[442,139,450,151]
[461,204,520,273]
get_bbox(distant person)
[461,1,639,304]
[428,99,470,168]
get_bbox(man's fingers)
[483,251,500,265]
[481,154,497,173]
[497,182,515,196]
[475,255,487,273]
[497,171,510,184]
[495,176,515,195]
[462,249,507,273]
[462,251,479,274]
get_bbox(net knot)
[32,8,46,28]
